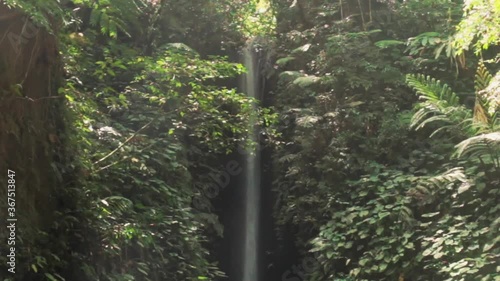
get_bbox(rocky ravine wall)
[0,3,66,278]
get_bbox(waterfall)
[241,41,261,281]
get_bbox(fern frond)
[490,112,500,128]
[279,71,302,81]
[475,61,493,92]
[480,71,500,115]
[101,196,134,214]
[411,168,471,203]
[293,76,320,88]
[423,167,470,194]
[89,9,101,27]
[276,56,296,66]
[453,132,500,167]
[474,97,489,124]
[474,62,493,124]
[411,105,447,130]
[406,74,471,135]
[406,74,460,106]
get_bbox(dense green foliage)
[271,0,499,280]
[0,0,498,281]
[1,1,274,280]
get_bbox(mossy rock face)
[0,3,65,276]
[0,1,60,212]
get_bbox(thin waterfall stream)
[242,41,261,281]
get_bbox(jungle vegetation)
[0,0,498,281]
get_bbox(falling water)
[242,41,261,281]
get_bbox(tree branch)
[93,106,178,166]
